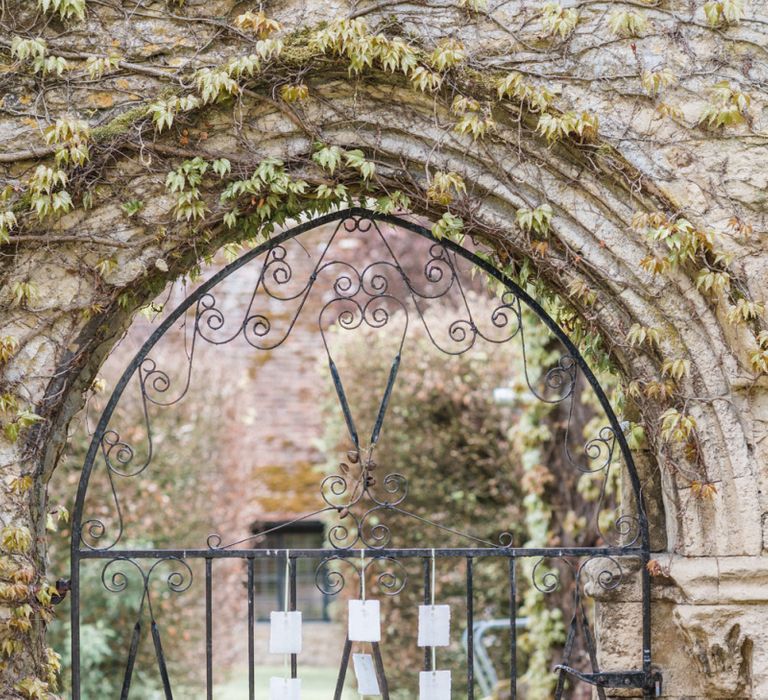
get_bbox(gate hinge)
[51,578,71,605]
[555,666,662,694]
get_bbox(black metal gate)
[71,209,660,698]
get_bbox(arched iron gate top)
[70,207,658,698]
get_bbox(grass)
[215,666,354,699]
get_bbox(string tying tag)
[361,548,366,602]
[269,553,302,657]
[284,550,290,675]
[349,548,381,643]
[431,549,436,606]
[284,550,291,613]
[418,554,450,650]
[431,549,436,671]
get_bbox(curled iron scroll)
[314,554,407,597]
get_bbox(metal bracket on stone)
[555,666,663,695]
[51,578,71,605]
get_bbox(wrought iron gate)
[71,209,660,698]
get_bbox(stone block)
[717,556,768,603]
[672,605,756,697]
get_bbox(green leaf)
[121,199,144,217]
[312,144,343,174]
[432,212,463,240]
[212,158,231,178]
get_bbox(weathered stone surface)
[593,556,768,697]
[674,607,759,698]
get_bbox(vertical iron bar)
[509,557,517,700]
[329,359,359,449]
[119,621,142,700]
[371,641,390,700]
[423,557,431,671]
[151,620,174,700]
[206,558,213,700]
[247,557,254,700]
[579,600,607,700]
[290,556,297,679]
[466,557,474,700]
[370,354,400,445]
[642,559,653,699]
[334,638,352,700]
[71,554,80,700]
[554,610,579,699]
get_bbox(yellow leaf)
[87,92,115,109]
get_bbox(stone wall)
[0,0,767,697]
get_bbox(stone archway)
[0,2,766,697]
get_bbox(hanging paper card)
[352,653,381,696]
[269,611,303,654]
[269,677,301,700]
[417,605,450,647]
[419,670,451,700]
[348,600,381,642]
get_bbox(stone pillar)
[593,554,768,698]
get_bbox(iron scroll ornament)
[70,208,657,698]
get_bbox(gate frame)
[70,207,659,697]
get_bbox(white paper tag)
[419,670,451,700]
[348,600,381,642]
[417,605,451,647]
[269,677,301,700]
[352,653,381,695]
[269,611,303,654]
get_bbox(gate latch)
[555,665,662,694]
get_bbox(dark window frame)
[251,520,331,622]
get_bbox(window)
[252,520,330,621]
